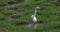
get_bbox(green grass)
[0,0,60,32]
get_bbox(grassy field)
[0,0,60,32]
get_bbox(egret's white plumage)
[31,6,40,22]
[31,6,40,29]
[31,15,37,22]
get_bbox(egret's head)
[36,7,40,9]
[35,6,40,9]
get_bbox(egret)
[31,6,40,29]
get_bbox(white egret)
[31,6,40,29]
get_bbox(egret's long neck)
[34,8,37,16]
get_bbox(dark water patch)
[0,4,6,6]
[0,18,5,21]
[15,22,28,26]
[38,21,47,24]
[8,1,16,5]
